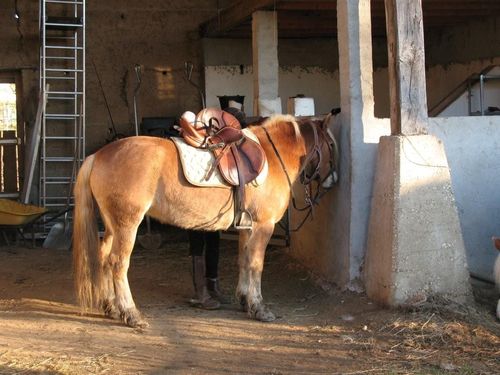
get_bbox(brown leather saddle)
[179,108,266,230]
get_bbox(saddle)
[179,108,266,230]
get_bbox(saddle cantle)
[179,108,242,148]
[179,108,267,229]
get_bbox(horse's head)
[299,114,339,191]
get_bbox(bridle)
[262,117,339,232]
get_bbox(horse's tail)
[73,154,98,311]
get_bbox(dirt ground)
[0,228,499,375]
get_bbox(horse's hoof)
[121,309,149,328]
[102,301,120,320]
[126,316,149,329]
[255,307,276,322]
[239,296,248,312]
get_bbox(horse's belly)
[148,183,235,231]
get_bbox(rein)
[262,120,337,232]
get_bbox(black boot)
[206,278,231,304]
[191,256,220,310]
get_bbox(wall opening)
[0,75,22,198]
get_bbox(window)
[0,83,17,131]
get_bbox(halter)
[263,118,339,232]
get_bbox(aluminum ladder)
[39,0,85,226]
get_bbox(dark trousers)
[188,230,220,279]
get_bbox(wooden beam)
[201,0,275,37]
[276,0,337,11]
[385,0,428,135]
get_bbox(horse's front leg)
[236,228,251,312]
[237,222,276,322]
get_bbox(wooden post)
[385,0,428,135]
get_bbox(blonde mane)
[256,114,301,141]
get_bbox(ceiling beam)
[276,0,337,11]
[201,0,275,37]
[202,0,500,39]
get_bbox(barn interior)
[0,0,499,296]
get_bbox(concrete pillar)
[336,0,375,284]
[252,11,281,116]
[364,0,472,305]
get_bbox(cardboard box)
[287,97,315,116]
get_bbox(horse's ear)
[321,113,332,130]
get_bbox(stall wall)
[427,117,500,281]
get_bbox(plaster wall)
[427,117,500,282]
[204,65,340,116]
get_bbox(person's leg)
[188,230,220,309]
[205,231,230,304]
[204,231,220,279]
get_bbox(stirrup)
[234,210,253,231]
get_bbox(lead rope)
[262,126,319,232]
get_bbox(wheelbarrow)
[0,199,70,247]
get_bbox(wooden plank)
[385,0,428,135]
[21,86,48,204]
[201,0,275,37]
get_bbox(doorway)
[0,71,24,199]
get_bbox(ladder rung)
[46,56,76,60]
[45,16,83,25]
[46,36,76,40]
[41,178,73,183]
[45,136,80,140]
[46,91,83,95]
[46,68,83,73]
[40,201,74,205]
[46,46,83,50]
[45,0,83,4]
[44,182,75,186]
[47,96,78,100]
[46,22,83,28]
[44,76,77,80]
[45,114,81,120]
[42,176,75,181]
[42,157,76,162]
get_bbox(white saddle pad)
[172,129,268,188]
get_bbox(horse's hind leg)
[99,232,119,319]
[109,224,148,328]
[237,221,276,322]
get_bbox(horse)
[493,237,500,319]
[73,113,339,328]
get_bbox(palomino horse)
[73,113,339,328]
